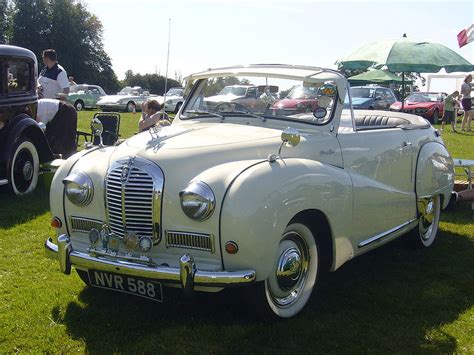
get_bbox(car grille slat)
[70,216,103,233]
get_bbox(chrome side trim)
[0,179,8,186]
[358,219,417,248]
[45,236,256,289]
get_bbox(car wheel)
[8,137,40,195]
[253,222,319,319]
[76,269,91,286]
[432,109,439,124]
[410,195,441,248]
[368,106,374,110]
[126,102,136,112]
[174,102,182,114]
[74,100,84,111]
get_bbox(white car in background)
[163,87,184,113]
[97,86,159,112]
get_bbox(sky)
[84,0,474,85]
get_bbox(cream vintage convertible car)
[45,65,454,319]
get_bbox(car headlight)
[179,181,215,221]
[63,172,94,206]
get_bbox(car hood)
[351,98,373,106]
[272,98,311,108]
[403,101,437,108]
[97,94,162,103]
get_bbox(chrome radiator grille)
[105,163,155,240]
[166,230,214,253]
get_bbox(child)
[441,90,460,133]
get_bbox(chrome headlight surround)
[63,172,94,207]
[179,181,216,221]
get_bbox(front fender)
[0,115,54,173]
[220,158,353,281]
[415,141,454,209]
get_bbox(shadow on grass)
[58,228,473,353]
[0,186,50,229]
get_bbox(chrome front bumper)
[45,235,256,294]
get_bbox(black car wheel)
[8,137,39,195]
[126,102,136,112]
[74,100,84,111]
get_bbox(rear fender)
[220,158,353,281]
[415,141,454,209]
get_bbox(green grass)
[0,112,472,353]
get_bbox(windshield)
[166,88,183,96]
[350,87,376,98]
[118,87,140,95]
[287,85,318,99]
[218,86,248,96]
[182,73,338,125]
[69,85,88,93]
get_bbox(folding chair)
[91,112,121,146]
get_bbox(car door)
[338,125,415,247]
[89,87,102,107]
[373,89,386,110]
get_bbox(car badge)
[123,230,139,250]
[121,167,130,182]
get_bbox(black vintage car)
[0,44,55,195]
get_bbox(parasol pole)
[401,72,405,110]
[162,18,171,115]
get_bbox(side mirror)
[281,128,300,147]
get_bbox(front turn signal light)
[51,217,62,228]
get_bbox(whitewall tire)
[412,195,441,248]
[263,222,319,318]
[8,138,40,195]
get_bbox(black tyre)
[126,101,136,112]
[74,100,84,111]
[8,137,39,195]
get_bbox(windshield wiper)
[218,110,267,122]
[185,110,224,120]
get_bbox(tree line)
[0,0,179,95]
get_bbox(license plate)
[87,270,163,302]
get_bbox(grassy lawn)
[0,112,472,353]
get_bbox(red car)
[390,92,446,123]
[271,85,319,115]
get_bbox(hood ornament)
[121,157,135,182]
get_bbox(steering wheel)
[214,101,251,113]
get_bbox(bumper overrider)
[45,235,256,295]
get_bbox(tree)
[122,71,180,95]
[7,0,120,93]
[0,0,8,43]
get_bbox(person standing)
[460,74,473,132]
[441,90,460,133]
[37,49,70,99]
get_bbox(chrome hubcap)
[276,247,302,291]
[269,233,309,307]
[418,197,437,240]
[22,161,33,181]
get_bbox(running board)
[358,219,417,248]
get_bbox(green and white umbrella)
[338,35,473,106]
[338,36,474,73]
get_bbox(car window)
[90,88,100,94]
[6,60,31,94]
